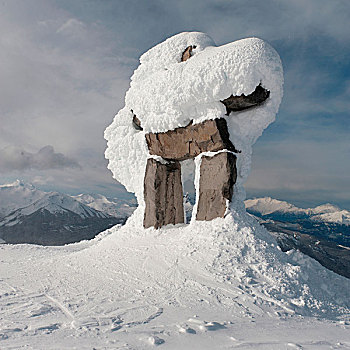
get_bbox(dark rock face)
[220,84,270,115]
[143,158,184,229]
[132,112,143,131]
[145,118,238,161]
[196,152,237,221]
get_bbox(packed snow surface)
[1,208,349,349]
[105,32,283,207]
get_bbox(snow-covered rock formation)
[105,32,283,227]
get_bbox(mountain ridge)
[0,180,127,245]
[245,197,350,226]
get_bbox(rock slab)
[196,152,237,221]
[220,84,270,115]
[145,118,238,161]
[144,158,184,229]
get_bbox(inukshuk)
[104,32,283,229]
[141,81,269,228]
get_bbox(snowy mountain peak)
[22,192,109,219]
[244,197,303,216]
[0,182,111,226]
[73,193,136,218]
[0,181,127,245]
[0,180,45,217]
[311,203,341,214]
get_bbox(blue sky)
[0,0,349,209]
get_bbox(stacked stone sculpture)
[141,52,269,227]
[104,32,284,229]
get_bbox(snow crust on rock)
[0,209,349,348]
[105,32,283,206]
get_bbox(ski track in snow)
[0,209,350,349]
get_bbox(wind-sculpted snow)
[0,211,349,348]
[104,32,283,207]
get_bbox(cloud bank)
[0,146,80,172]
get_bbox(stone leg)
[144,158,184,229]
[196,152,237,221]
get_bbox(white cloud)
[0,145,80,171]
[56,18,85,35]
[0,1,135,196]
[0,1,133,155]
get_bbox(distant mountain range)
[245,197,350,247]
[245,197,350,278]
[245,197,350,226]
[72,193,137,218]
[0,181,135,245]
[1,181,349,278]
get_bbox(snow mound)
[0,208,350,349]
[105,32,283,206]
[96,208,349,321]
[0,208,349,348]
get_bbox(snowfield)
[1,206,349,349]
